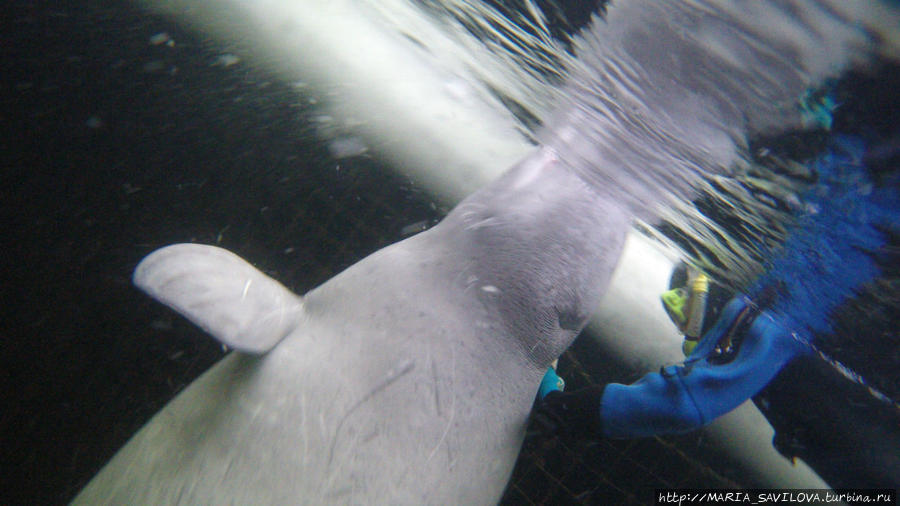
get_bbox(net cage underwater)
[4,0,900,504]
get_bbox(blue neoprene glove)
[599,296,809,438]
[534,296,810,439]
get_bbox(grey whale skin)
[72,147,628,504]
[73,0,899,501]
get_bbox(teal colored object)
[800,88,838,130]
[539,367,565,400]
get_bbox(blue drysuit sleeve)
[599,297,809,438]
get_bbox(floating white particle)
[213,54,240,67]
[149,32,171,46]
[328,137,368,159]
[401,220,429,236]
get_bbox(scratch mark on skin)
[300,391,309,467]
[454,262,476,294]
[241,279,252,300]
[464,217,500,231]
[223,457,237,481]
[327,360,415,468]
[426,347,455,465]
[174,482,187,504]
[431,358,441,417]
[457,202,487,223]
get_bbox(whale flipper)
[133,243,304,354]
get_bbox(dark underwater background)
[3,1,898,504]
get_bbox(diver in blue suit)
[534,136,900,482]
[537,289,808,439]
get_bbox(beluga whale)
[74,0,900,502]
[73,147,629,504]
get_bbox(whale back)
[74,149,627,504]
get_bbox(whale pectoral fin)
[133,243,304,354]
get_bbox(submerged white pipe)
[144,0,535,203]
[140,0,828,490]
